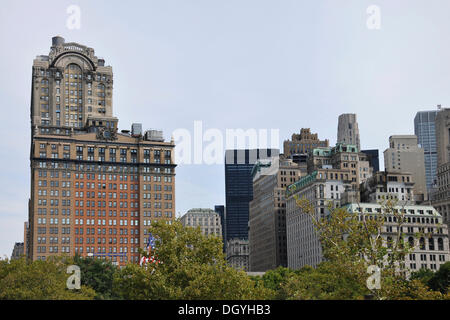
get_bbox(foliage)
[0,257,95,300]
[251,266,300,299]
[427,262,450,294]
[289,195,447,300]
[377,277,444,300]
[1,203,447,300]
[71,254,118,299]
[113,220,271,300]
[410,268,435,286]
[281,262,369,300]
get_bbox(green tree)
[281,262,369,300]
[0,257,95,300]
[112,220,271,300]
[251,266,299,299]
[71,255,118,299]
[410,268,435,286]
[287,194,445,300]
[428,261,450,294]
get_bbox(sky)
[1,0,450,258]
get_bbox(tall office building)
[307,143,373,189]
[224,148,279,270]
[249,155,305,271]
[27,37,176,266]
[337,113,360,151]
[224,149,279,241]
[435,108,450,166]
[414,110,439,191]
[361,149,380,173]
[432,108,450,229]
[285,142,372,268]
[31,36,117,135]
[383,135,427,202]
[286,168,352,269]
[283,128,329,157]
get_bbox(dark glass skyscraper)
[414,110,438,191]
[224,149,279,242]
[361,149,380,173]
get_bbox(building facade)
[179,208,222,238]
[11,242,24,260]
[286,170,449,272]
[285,141,375,269]
[31,36,117,135]
[307,143,373,190]
[360,171,415,205]
[383,135,427,202]
[226,238,249,271]
[431,108,450,231]
[285,169,351,269]
[214,205,226,251]
[24,222,29,259]
[414,110,439,192]
[27,37,176,266]
[249,156,305,272]
[337,113,360,151]
[344,203,449,273]
[283,128,329,158]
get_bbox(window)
[429,238,435,251]
[438,238,444,251]
[419,238,425,250]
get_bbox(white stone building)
[344,203,449,272]
[179,208,222,238]
[286,170,351,269]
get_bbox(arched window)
[408,237,414,248]
[438,238,444,251]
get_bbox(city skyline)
[2,0,450,258]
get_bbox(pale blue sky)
[1,0,450,257]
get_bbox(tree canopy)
[112,220,270,300]
[0,215,448,300]
[0,257,95,300]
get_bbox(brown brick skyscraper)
[27,36,176,266]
